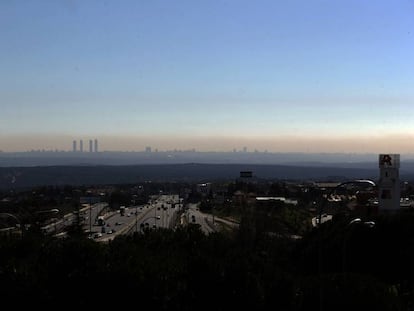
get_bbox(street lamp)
[34,208,60,223]
[317,179,376,227]
[85,190,93,236]
[317,179,376,311]
[131,199,138,233]
[34,208,60,235]
[0,213,23,237]
[35,208,60,215]
[343,218,375,284]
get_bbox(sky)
[1,0,414,152]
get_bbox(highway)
[97,194,182,242]
[41,202,108,235]
[185,203,215,234]
[40,194,238,240]
[185,203,239,234]
[131,194,183,234]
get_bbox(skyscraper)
[89,140,93,152]
[94,139,98,152]
[79,140,83,152]
[72,140,77,152]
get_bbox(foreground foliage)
[1,213,413,310]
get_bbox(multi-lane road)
[185,203,216,234]
[41,194,238,241]
[96,194,183,242]
[185,203,239,234]
[41,202,108,235]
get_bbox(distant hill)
[1,151,412,167]
[0,163,382,190]
[2,151,414,189]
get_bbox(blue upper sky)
[1,0,413,152]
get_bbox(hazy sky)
[1,0,414,152]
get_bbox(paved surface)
[41,195,239,240]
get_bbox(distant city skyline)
[71,138,98,152]
[0,134,413,154]
[1,1,413,152]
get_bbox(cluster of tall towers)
[72,139,98,153]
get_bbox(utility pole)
[154,205,157,227]
[135,201,138,234]
[89,198,92,234]
[135,208,138,233]
[87,191,92,236]
[317,179,376,311]
[87,191,92,234]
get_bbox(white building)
[378,154,400,211]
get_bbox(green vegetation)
[1,210,414,310]
[198,180,315,237]
[2,180,414,309]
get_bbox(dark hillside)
[0,164,378,189]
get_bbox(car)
[156,215,161,219]
[94,233,103,238]
[115,222,123,226]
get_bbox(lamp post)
[35,208,60,215]
[89,197,92,235]
[131,199,137,234]
[317,179,376,311]
[135,205,138,234]
[154,205,157,227]
[343,218,375,285]
[86,190,93,235]
[317,179,376,227]
[34,208,60,235]
[0,213,23,237]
